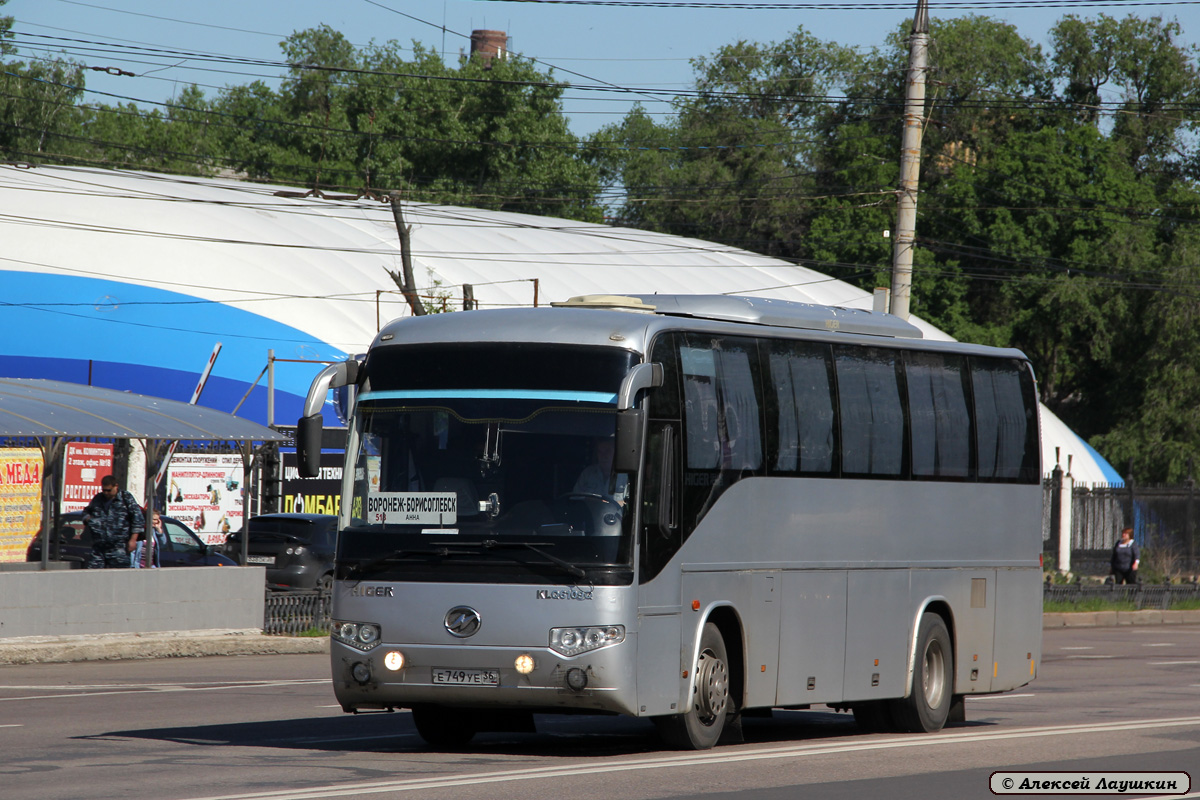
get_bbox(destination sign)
[367,492,457,525]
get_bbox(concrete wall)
[0,567,266,639]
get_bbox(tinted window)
[648,334,682,420]
[835,346,905,477]
[366,343,636,394]
[906,351,972,478]
[973,358,1038,482]
[767,339,836,475]
[681,337,762,471]
[679,335,764,535]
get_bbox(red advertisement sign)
[62,442,114,513]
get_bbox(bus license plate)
[432,668,499,686]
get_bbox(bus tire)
[411,705,477,748]
[654,622,733,750]
[892,612,953,733]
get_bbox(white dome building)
[0,163,1119,485]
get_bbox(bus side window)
[972,358,1037,482]
[678,335,765,534]
[767,339,836,475]
[906,351,972,479]
[834,346,906,478]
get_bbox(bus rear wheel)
[411,705,477,748]
[654,622,733,750]
[891,612,953,733]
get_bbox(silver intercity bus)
[295,294,1043,750]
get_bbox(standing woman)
[1111,527,1140,585]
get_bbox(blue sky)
[6,0,1199,137]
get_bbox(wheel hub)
[694,649,728,723]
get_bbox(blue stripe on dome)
[2,272,348,426]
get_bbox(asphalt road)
[1,625,1197,800]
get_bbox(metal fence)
[263,590,331,635]
[1043,582,1200,610]
[1044,480,1200,579]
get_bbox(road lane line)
[1150,660,1200,665]
[176,716,1200,800]
[1063,655,1114,659]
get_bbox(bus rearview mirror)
[614,408,645,473]
[296,413,323,478]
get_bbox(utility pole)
[388,191,426,317]
[889,0,930,321]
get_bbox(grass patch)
[1043,598,1138,613]
[1169,598,1200,610]
[295,627,330,637]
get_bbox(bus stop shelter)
[0,378,287,569]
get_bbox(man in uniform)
[82,475,143,569]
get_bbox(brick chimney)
[470,30,508,67]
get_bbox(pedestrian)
[82,475,143,569]
[128,510,168,568]
[1111,526,1140,585]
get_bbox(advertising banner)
[61,442,113,513]
[0,448,43,563]
[165,453,244,546]
[280,451,343,517]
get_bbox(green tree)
[0,0,86,162]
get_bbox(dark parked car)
[26,512,236,567]
[223,513,337,592]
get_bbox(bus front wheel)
[654,622,733,750]
[891,612,953,733]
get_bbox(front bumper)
[330,637,639,717]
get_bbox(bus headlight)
[333,620,382,651]
[549,625,624,657]
[384,651,405,671]
[514,654,535,674]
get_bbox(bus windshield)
[341,396,635,584]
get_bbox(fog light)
[565,667,588,692]
[384,651,405,671]
[514,654,535,674]
[351,661,372,685]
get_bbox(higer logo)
[348,585,394,597]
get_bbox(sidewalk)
[0,628,328,665]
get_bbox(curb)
[0,628,329,665]
[1042,609,1200,628]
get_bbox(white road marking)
[1151,660,1200,666]
[0,724,22,728]
[1143,642,1176,647]
[1063,655,1114,659]
[1060,646,1093,650]
[176,716,1200,800]
[0,679,328,702]
[968,693,1035,700]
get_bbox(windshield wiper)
[443,539,587,581]
[344,546,451,579]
